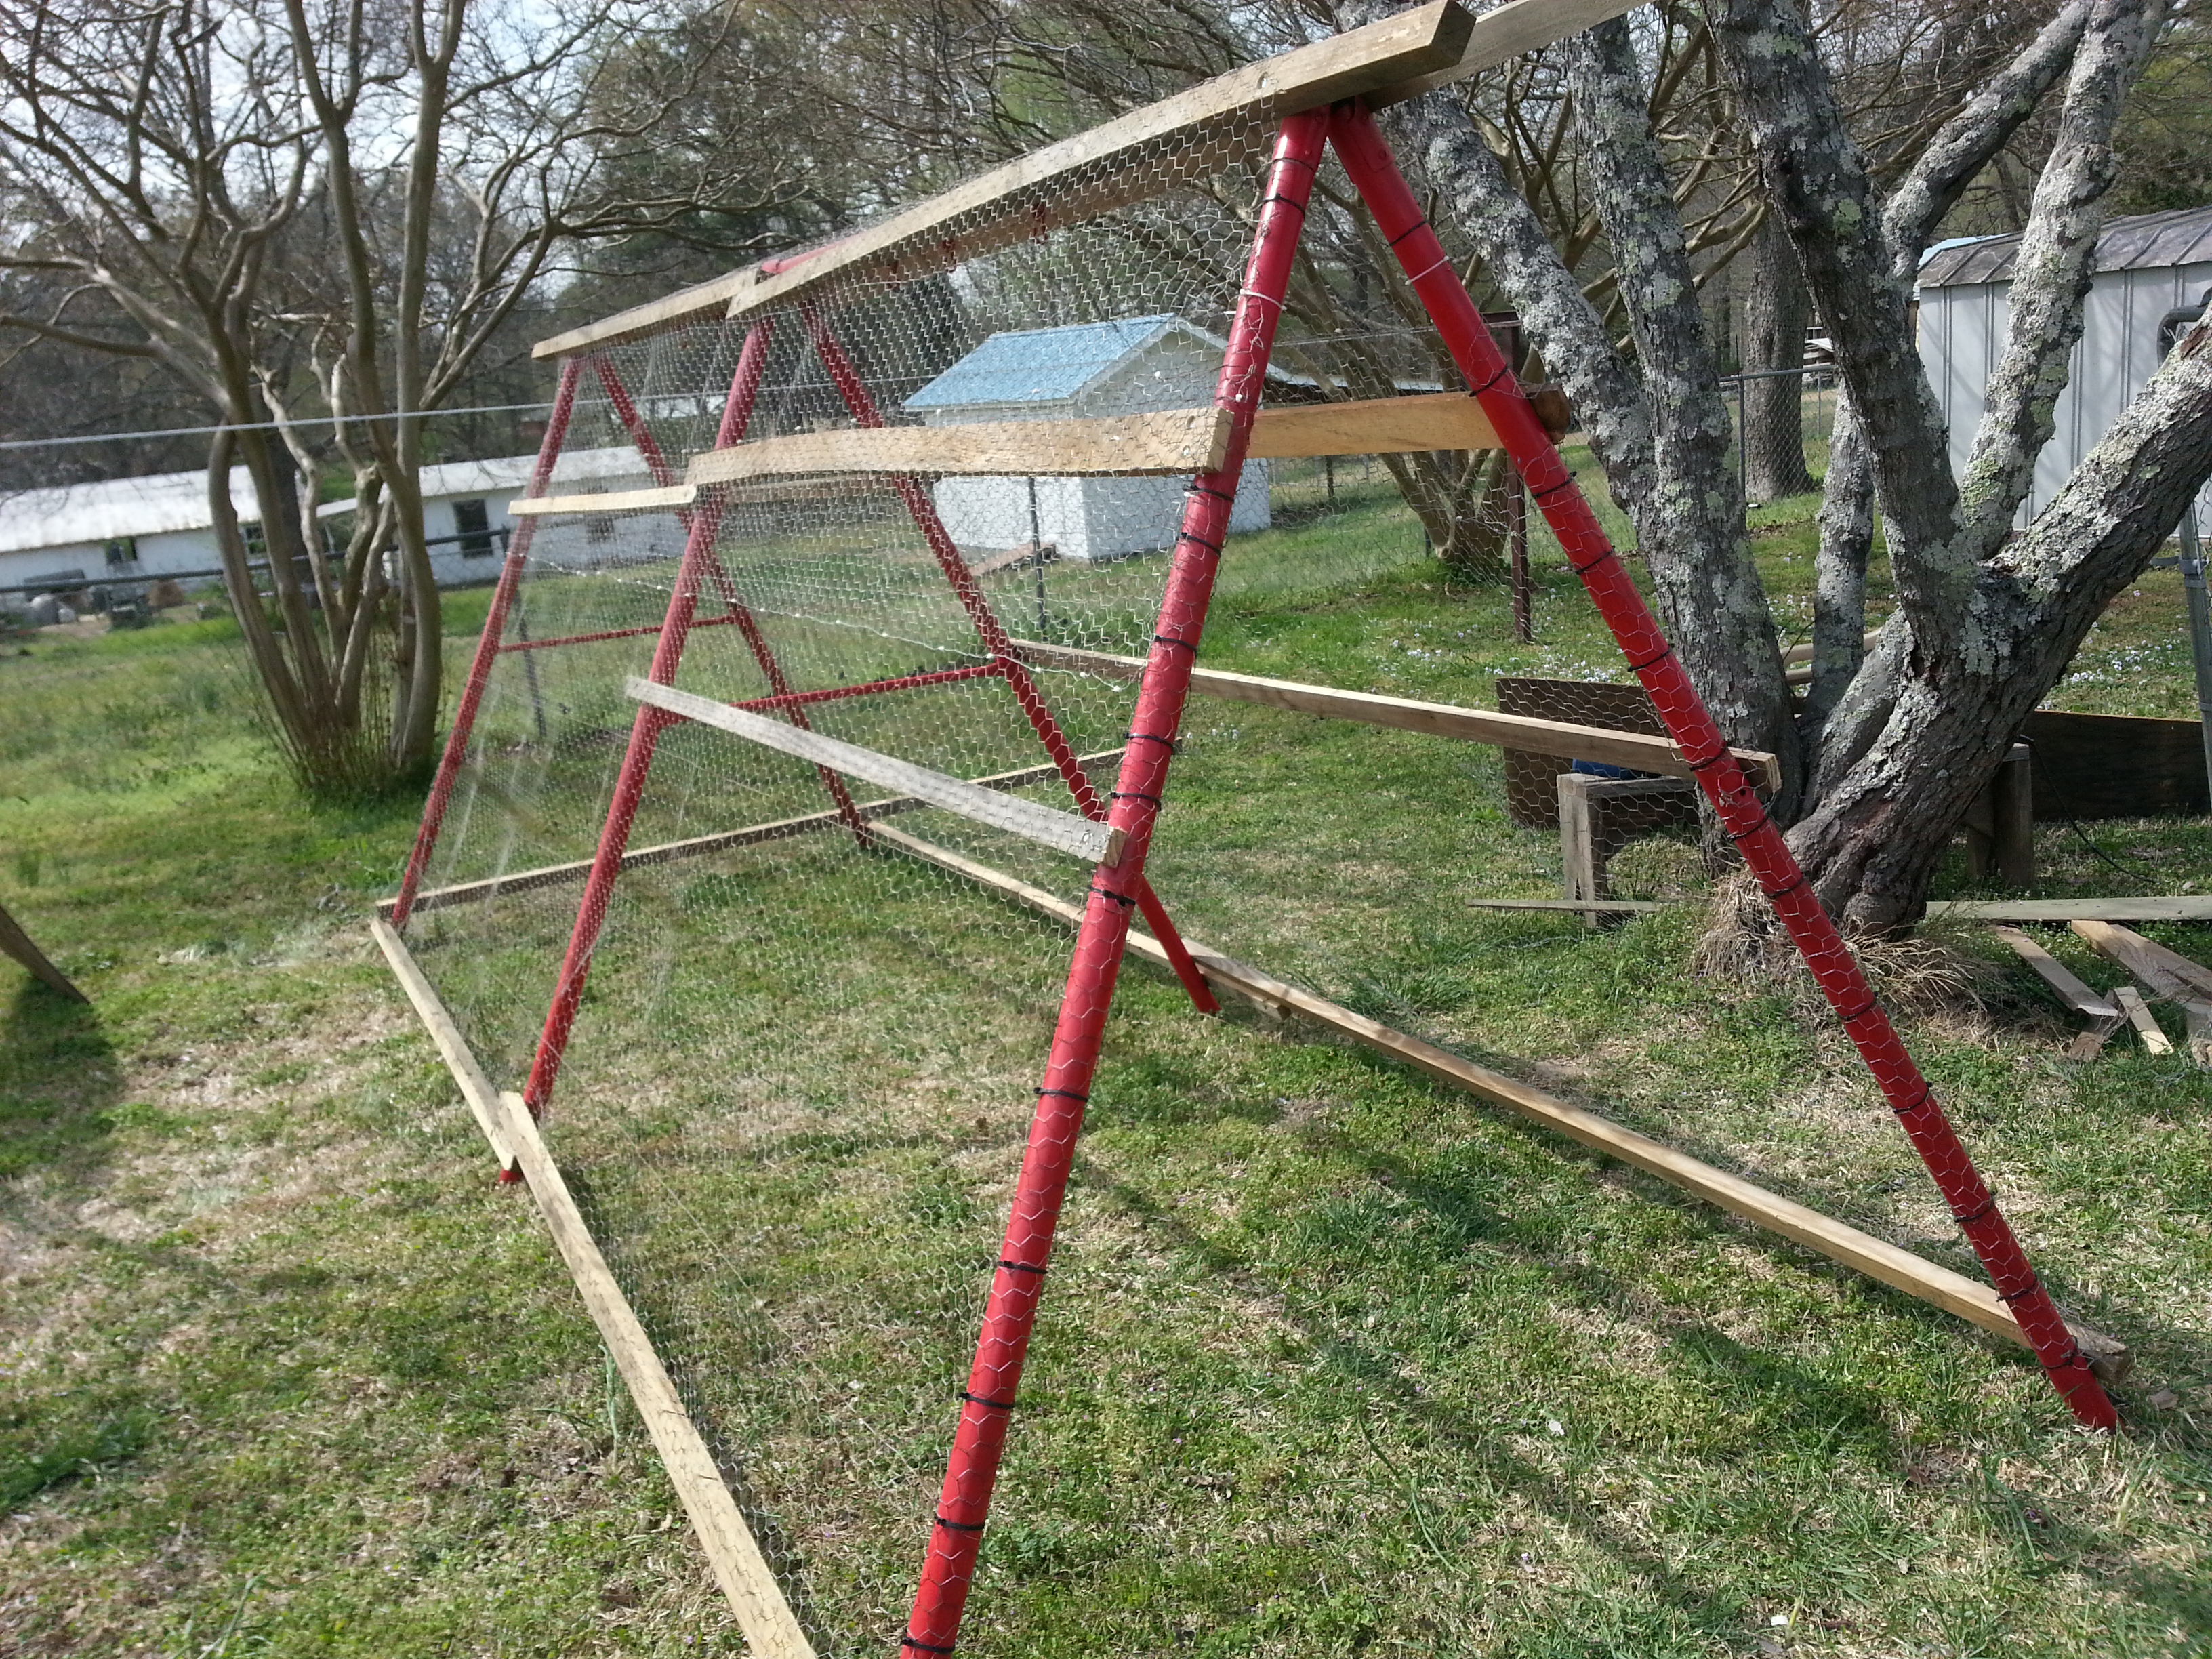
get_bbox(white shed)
[1917,203,2212,525]
[902,314,1269,562]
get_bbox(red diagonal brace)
[1329,99,2112,1432]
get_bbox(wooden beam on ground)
[1988,926,2120,1021]
[2071,918,2212,1064]
[724,5,1475,327]
[1934,895,2212,923]
[1012,638,1779,790]
[630,678,1124,865]
[368,918,815,1653]
[1247,392,1498,457]
[2113,983,2174,1055]
[510,484,697,518]
[1467,897,1669,915]
[868,824,2129,1382]
[491,1095,817,1658]
[689,409,1231,486]
[0,899,86,1002]
[533,269,759,361]
[377,750,1124,918]
[369,916,519,1174]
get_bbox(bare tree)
[1367,0,2211,934]
[0,0,797,794]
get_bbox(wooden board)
[631,677,1123,865]
[723,5,1475,326]
[533,269,759,361]
[1934,895,2212,922]
[2023,709,2211,819]
[1467,897,1668,914]
[491,1093,817,1658]
[689,408,1233,485]
[1017,640,1777,789]
[2112,983,2173,1054]
[2071,918,2212,1063]
[510,483,697,518]
[367,916,519,1174]
[1368,0,1643,105]
[868,825,2126,1379]
[1246,392,1498,457]
[0,899,86,1002]
[380,750,1124,918]
[1988,926,2119,1021]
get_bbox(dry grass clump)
[1692,867,2004,1019]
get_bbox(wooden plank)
[368,916,520,1174]
[0,899,86,1002]
[1246,392,1498,457]
[378,750,1124,918]
[869,824,2127,1378]
[725,5,1475,324]
[2070,918,2212,1064]
[533,269,759,361]
[1987,926,2119,1021]
[2113,983,2173,1054]
[1467,897,1668,914]
[689,409,1232,485]
[630,678,1124,865]
[2023,708,2210,819]
[489,1090,817,1658]
[1369,0,1643,105]
[510,484,697,518]
[1015,638,1778,790]
[1934,895,2212,923]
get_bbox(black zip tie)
[1998,1280,2041,1305]
[1569,548,1614,575]
[1111,790,1162,808]
[1624,644,1675,673]
[903,1638,956,1654]
[1891,1086,1932,1118]
[1187,483,1234,504]
[1176,531,1222,554]
[960,1390,1017,1411]
[933,1513,985,1533]
[1532,476,1576,502]
[1151,634,1197,654]
[1037,1086,1089,1103]
[1261,192,1310,215]
[1386,218,1429,248]
[1727,813,1776,844]
[1952,1197,1996,1227]
[1759,872,1809,901]
[1837,998,1878,1025]
[997,1258,1048,1276]
[1126,729,1178,751]
[1089,884,1137,909]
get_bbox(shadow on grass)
[0,972,124,1182]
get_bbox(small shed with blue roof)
[903,314,1269,562]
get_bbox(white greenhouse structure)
[903,314,1269,562]
[1917,203,2212,525]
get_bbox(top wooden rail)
[533,0,1641,360]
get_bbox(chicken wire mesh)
[390,120,1578,1645]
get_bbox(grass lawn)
[2,476,2209,1658]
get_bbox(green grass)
[2,494,2209,1658]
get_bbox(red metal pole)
[523,325,844,1114]
[594,345,871,840]
[903,109,1330,1656]
[392,356,586,929]
[796,308,1217,1012]
[1329,101,2114,1431]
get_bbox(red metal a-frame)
[390,93,2115,1659]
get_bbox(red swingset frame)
[390,99,2115,1659]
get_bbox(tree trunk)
[1739,213,1818,501]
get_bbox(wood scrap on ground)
[0,899,87,1002]
[1986,926,2123,1059]
[2070,919,2212,1064]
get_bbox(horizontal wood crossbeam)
[535,0,1647,359]
[630,677,1124,865]
[509,483,698,518]
[869,825,2127,1381]
[1936,896,2212,922]
[1014,639,1779,790]
[1249,392,1498,457]
[377,750,1125,917]
[689,409,1232,485]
